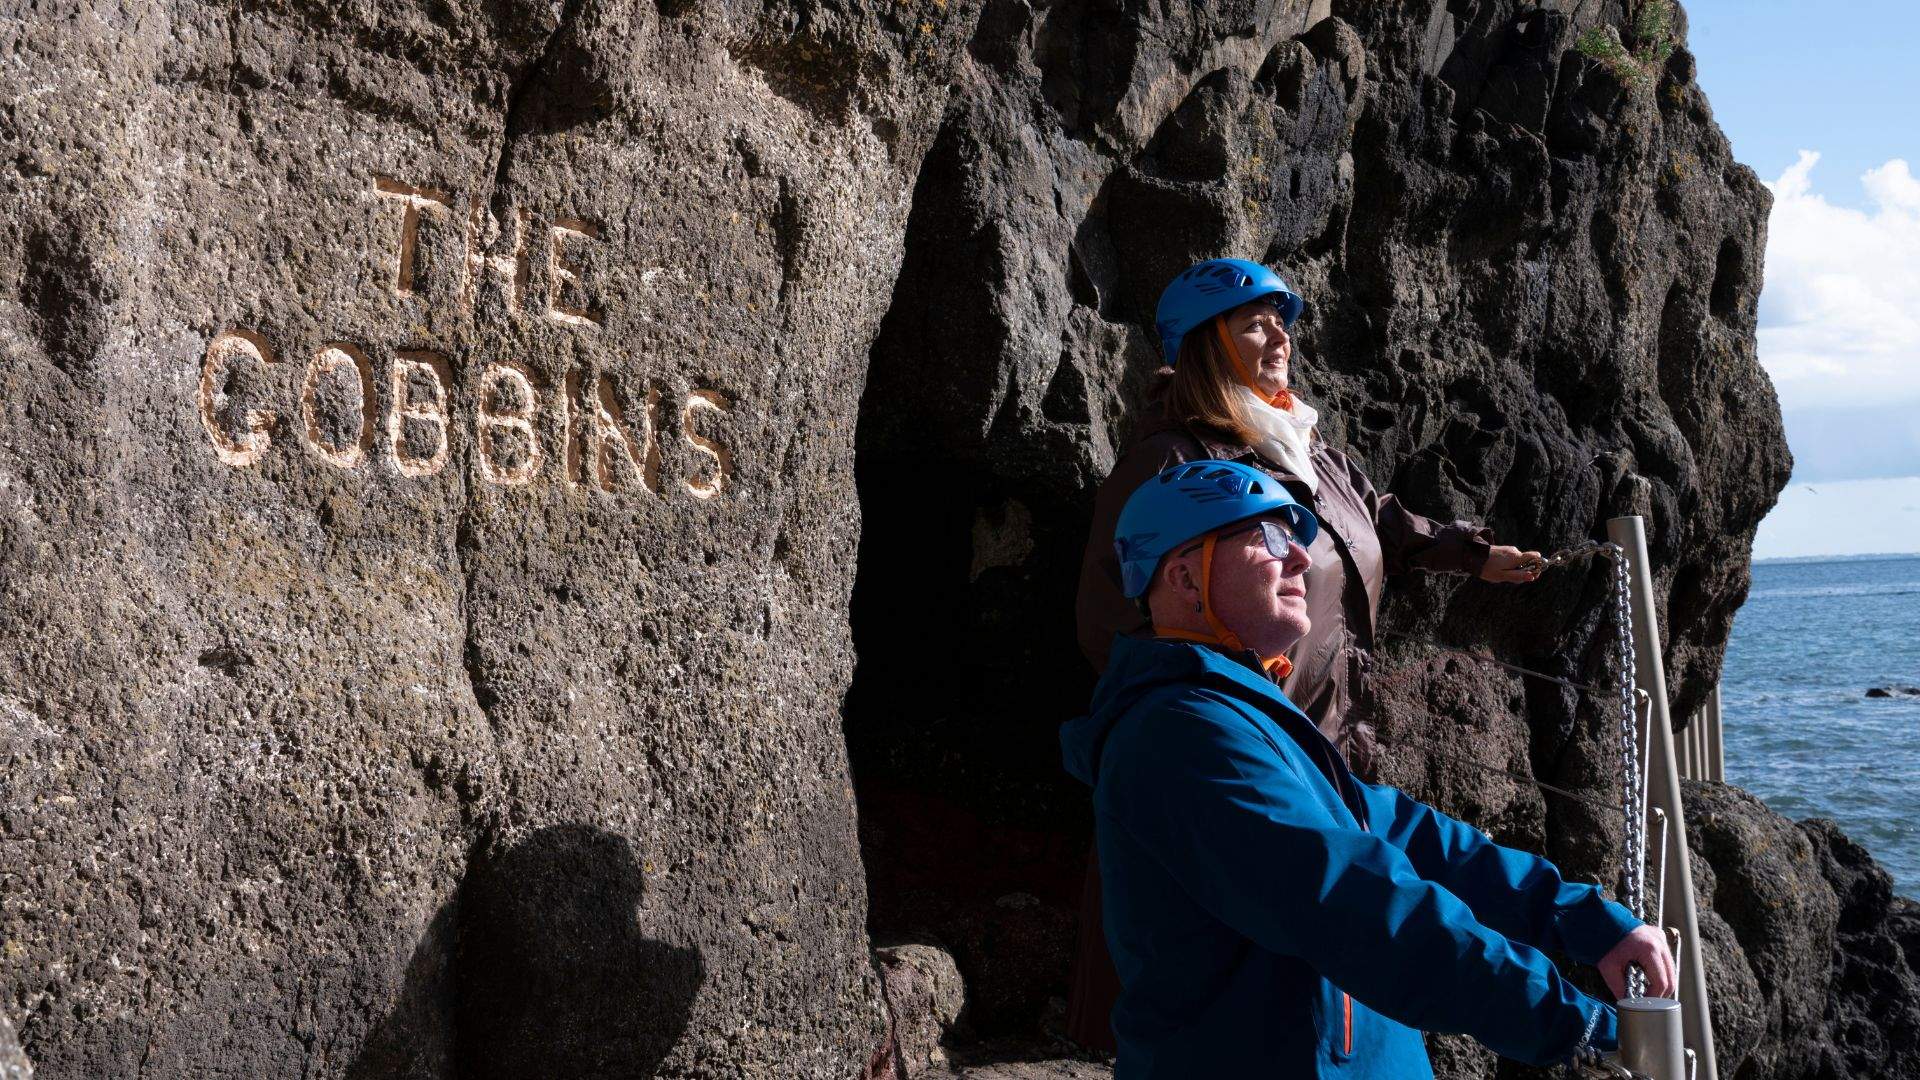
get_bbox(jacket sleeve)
[1102,702,1616,1064]
[1074,437,1198,672]
[1360,781,1644,965]
[1332,449,1495,577]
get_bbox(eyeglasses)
[1174,519,1296,561]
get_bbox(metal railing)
[1382,514,1722,1079]
[1677,684,1725,783]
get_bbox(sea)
[1721,554,1920,899]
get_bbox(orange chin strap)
[1213,316,1292,411]
[1153,530,1295,680]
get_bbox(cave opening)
[841,125,1104,1046]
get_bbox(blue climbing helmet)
[1154,258,1304,364]
[1114,460,1319,598]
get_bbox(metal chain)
[1606,543,1650,999]
[1407,536,1650,997]
[1518,539,1622,576]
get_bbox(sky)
[1680,0,1919,558]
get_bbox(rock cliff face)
[3,0,1909,1076]
[1,0,971,1074]
[1685,783,1920,1080]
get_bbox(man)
[1060,460,1674,1077]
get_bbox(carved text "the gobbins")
[199,176,733,498]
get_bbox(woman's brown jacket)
[1075,410,1494,761]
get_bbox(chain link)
[1516,539,1622,575]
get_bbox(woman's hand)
[1597,924,1677,1000]
[1479,545,1545,583]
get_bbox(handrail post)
[1607,515,1718,1080]
[1618,996,1688,1080]
[1707,684,1725,783]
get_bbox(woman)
[1066,258,1543,1051]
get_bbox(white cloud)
[1758,152,1920,409]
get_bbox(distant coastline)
[1752,476,1920,562]
[1753,551,1920,565]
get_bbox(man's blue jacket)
[1060,636,1640,1078]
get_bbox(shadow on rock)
[348,824,704,1080]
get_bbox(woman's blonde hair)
[1160,317,1258,446]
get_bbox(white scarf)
[1234,385,1321,494]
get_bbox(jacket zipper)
[1344,991,1353,1055]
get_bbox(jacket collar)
[1065,637,1368,827]
[1189,641,1319,727]
[1066,637,1314,785]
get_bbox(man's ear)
[1160,555,1201,603]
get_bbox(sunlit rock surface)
[0,0,971,1074]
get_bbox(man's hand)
[1597,924,1676,1000]
[1479,545,1546,583]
